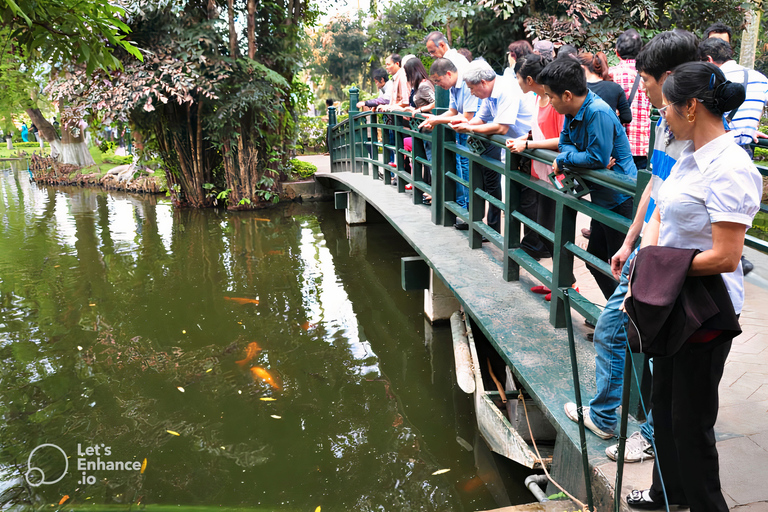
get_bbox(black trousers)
[587,197,633,299]
[478,146,503,234]
[648,337,733,512]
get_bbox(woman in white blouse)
[627,62,761,511]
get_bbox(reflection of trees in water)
[0,182,458,510]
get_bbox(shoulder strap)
[726,68,750,123]
[627,73,642,105]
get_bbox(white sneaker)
[606,431,655,462]
[564,403,614,440]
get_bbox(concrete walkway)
[300,153,768,510]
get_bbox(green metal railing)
[330,86,654,328]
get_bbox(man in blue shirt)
[420,58,479,227]
[452,58,533,235]
[537,58,637,299]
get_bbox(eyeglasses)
[658,105,669,118]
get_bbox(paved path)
[301,153,768,510]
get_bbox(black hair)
[537,58,588,96]
[636,29,699,80]
[616,29,643,59]
[429,57,458,77]
[457,48,473,61]
[507,40,533,61]
[698,37,733,64]
[662,61,744,117]
[514,53,552,82]
[556,44,578,60]
[404,58,429,88]
[704,22,732,40]
[372,68,388,82]
[390,53,402,65]
[325,98,334,106]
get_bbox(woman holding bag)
[627,62,761,511]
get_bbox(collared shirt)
[720,59,768,146]
[443,47,469,73]
[449,70,479,115]
[556,90,637,209]
[475,74,533,139]
[610,59,652,157]
[656,133,761,313]
[644,117,687,223]
[390,67,410,108]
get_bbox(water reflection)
[0,162,501,510]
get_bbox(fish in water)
[236,342,262,367]
[267,250,284,256]
[250,367,280,389]
[224,296,259,305]
[300,321,317,331]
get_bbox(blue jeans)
[455,133,469,209]
[589,250,636,433]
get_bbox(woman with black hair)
[401,58,435,199]
[627,62,761,511]
[578,51,632,125]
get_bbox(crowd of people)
[347,23,766,512]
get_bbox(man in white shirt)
[699,37,768,157]
[425,31,469,71]
[452,59,533,236]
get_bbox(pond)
[0,161,532,511]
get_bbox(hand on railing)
[451,119,473,134]
[506,135,528,154]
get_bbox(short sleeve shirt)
[474,74,533,138]
[656,133,762,313]
[720,60,768,146]
[449,70,479,114]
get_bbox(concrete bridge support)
[425,269,460,324]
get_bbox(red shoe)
[405,184,413,190]
[388,162,397,167]
[531,286,551,294]
[545,286,578,302]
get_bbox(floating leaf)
[270,415,282,419]
[315,507,321,512]
[140,458,147,474]
[432,468,450,475]
[166,430,180,436]
[177,386,185,393]
[260,397,276,402]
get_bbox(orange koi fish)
[300,321,317,331]
[254,218,271,222]
[250,367,280,389]
[236,342,262,367]
[59,495,70,505]
[267,250,284,256]
[224,296,260,305]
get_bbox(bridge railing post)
[431,86,449,226]
[349,87,361,173]
[327,106,337,172]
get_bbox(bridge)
[307,85,768,511]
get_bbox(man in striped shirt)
[610,29,652,169]
[699,37,768,157]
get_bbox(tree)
[0,0,142,74]
[310,15,371,100]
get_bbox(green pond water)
[0,162,532,511]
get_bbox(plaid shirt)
[610,59,651,157]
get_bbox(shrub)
[296,116,327,154]
[290,159,317,179]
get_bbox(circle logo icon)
[25,444,68,487]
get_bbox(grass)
[0,143,49,159]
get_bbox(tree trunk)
[228,0,238,58]
[26,107,61,158]
[247,0,256,59]
[60,120,95,166]
[740,3,762,69]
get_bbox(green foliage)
[310,14,372,99]
[0,0,142,73]
[290,158,317,178]
[296,116,327,153]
